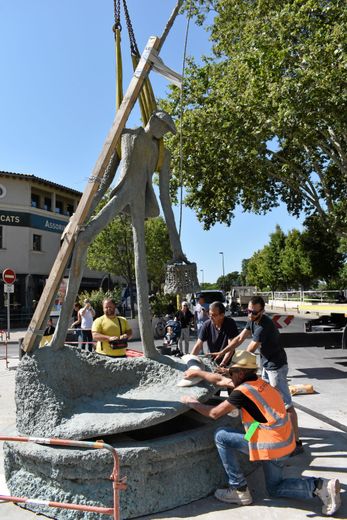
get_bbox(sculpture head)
[146,110,177,139]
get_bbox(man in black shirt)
[191,301,238,355]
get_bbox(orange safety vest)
[238,378,296,461]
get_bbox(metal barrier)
[0,435,127,519]
[0,339,8,369]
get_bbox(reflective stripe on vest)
[238,379,296,461]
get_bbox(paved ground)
[0,329,346,519]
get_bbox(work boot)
[214,486,253,505]
[314,478,341,516]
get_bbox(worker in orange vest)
[181,351,341,516]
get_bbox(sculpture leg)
[130,202,160,359]
[50,188,129,350]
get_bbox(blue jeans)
[81,329,93,352]
[261,364,293,408]
[215,427,316,498]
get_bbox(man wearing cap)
[212,295,302,456]
[175,301,194,354]
[181,351,341,516]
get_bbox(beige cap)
[230,351,258,370]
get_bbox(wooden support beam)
[22,36,161,353]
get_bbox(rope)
[178,1,193,238]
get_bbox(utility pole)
[219,251,225,278]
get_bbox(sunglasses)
[247,309,262,316]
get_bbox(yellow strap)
[115,28,123,159]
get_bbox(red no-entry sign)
[2,268,16,285]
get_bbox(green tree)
[245,249,267,290]
[164,0,347,241]
[302,215,346,285]
[144,217,173,293]
[87,213,173,311]
[240,259,250,286]
[216,271,241,291]
[280,229,313,289]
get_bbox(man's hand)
[219,350,234,367]
[184,367,202,379]
[214,365,229,376]
[181,395,199,406]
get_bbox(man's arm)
[212,327,251,362]
[246,340,260,353]
[124,327,133,340]
[191,338,204,355]
[184,367,234,388]
[181,396,236,419]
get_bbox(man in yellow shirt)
[92,298,132,358]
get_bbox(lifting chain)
[113,0,121,32]
[122,0,140,56]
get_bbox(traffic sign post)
[2,268,16,340]
[2,268,16,285]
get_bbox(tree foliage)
[163,0,347,240]
[87,211,173,294]
[244,223,346,290]
[216,271,241,291]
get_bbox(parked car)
[187,290,230,314]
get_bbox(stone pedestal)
[4,411,255,519]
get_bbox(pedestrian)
[181,351,341,516]
[92,298,132,358]
[79,299,95,352]
[175,301,194,354]
[191,301,238,356]
[43,318,55,337]
[70,302,82,348]
[39,318,56,347]
[213,295,303,456]
[194,294,209,335]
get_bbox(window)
[55,200,63,214]
[66,203,74,216]
[31,193,40,208]
[0,226,3,248]
[33,234,42,251]
[44,196,52,211]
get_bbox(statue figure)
[51,111,188,358]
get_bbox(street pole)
[219,252,225,278]
[200,269,204,285]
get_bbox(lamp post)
[200,269,204,285]
[219,251,225,278]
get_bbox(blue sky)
[0,1,302,283]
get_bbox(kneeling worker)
[92,298,132,358]
[181,351,341,516]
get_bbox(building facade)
[0,171,110,327]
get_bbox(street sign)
[4,284,14,293]
[272,314,294,329]
[2,268,16,285]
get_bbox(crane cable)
[113,0,164,168]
